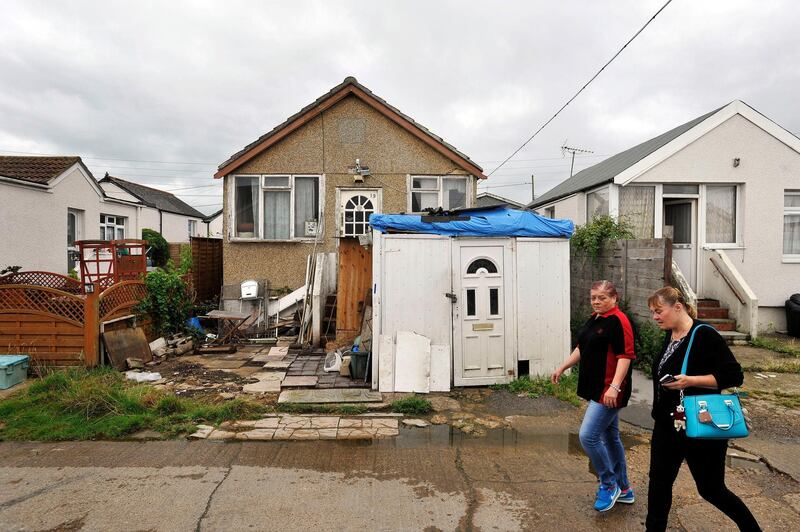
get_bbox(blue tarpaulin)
[369,206,574,238]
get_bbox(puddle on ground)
[330,425,643,456]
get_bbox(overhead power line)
[0,148,219,166]
[487,0,674,177]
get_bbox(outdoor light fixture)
[349,158,371,183]
[733,157,741,167]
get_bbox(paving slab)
[278,389,383,404]
[242,372,285,394]
[281,376,318,387]
[268,346,289,357]
[310,417,339,429]
[254,418,280,429]
[263,360,292,370]
[249,353,271,363]
[402,419,429,428]
[237,429,275,441]
[189,425,213,439]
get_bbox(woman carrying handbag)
[645,287,760,531]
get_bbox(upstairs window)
[409,176,468,212]
[232,174,320,240]
[785,191,800,258]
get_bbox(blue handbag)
[679,324,749,439]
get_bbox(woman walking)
[645,286,760,531]
[552,280,636,512]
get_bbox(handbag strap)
[679,323,715,376]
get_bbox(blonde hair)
[647,286,697,319]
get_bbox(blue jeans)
[579,400,630,490]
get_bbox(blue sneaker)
[617,487,635,504]
[594,484,621,512]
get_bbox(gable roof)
[215,76,486,179]
[529,106,723,208]
[476,192,526,209]
[203,208,222,222]
[100,175,205,218]
[0,156,82,185]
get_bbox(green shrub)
[178,244,193,275]
[572,215,634,260]
[391,396,433,415]
[142,228,169,267]
[634,320,665,377]
[139,267,193,336]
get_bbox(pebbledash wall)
[0,165,143,274]
[222,95,477,289]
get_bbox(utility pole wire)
[487,0,675,177]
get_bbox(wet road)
[0,415,798,531]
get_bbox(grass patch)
[276,403,368,415]
[748,389,800,409]
[0,367,269,441]
[742,359,800,374]
[750,337,800,358]
[391,396,433,415]
[492,372,581,407]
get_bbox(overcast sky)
[1,0,798,214]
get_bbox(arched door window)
[342,195,375,237]
[466,258,498,275]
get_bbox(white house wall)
[159,211,201,243]
[206,215,223,238]
[534,193,586,224]
[0,166,142,274]
[631,113,800,314]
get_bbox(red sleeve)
[611,312,636,360]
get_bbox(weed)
[276,403,368,415]
[493,372,581,406]
[748,389,800,409]
[391,396,433,415]
[634,320,665,377]
[0,368,269,441]
[750,337,800,358]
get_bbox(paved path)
[1,415,798,531]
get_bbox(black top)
[575,306,636,407]
[651,320,744,421]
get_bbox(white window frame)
[67,208,84,272]
[784,190,800,263]
[699,184,742,249]
[406,175,471,212]
[100,214,126,241]
[229,174,324,242]
[188,219,197,238]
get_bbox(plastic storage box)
[0,355,30,390]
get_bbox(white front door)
[452,240,513,386]
[664,199,697,289]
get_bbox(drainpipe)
[159,210,163,234]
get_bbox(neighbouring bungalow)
[530,100,800,334]
[475,191,527,209]
[214,76,487,341]
[203,209,223,238]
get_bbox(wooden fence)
[0,279,146,368]
[570,238,672,321]
[190,237,222,302]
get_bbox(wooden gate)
[336,239,372,340]
[190,237,222,302]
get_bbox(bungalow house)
[214,77,487,339]
[530,100,800,334]
[476,191,527,209]
[0,156,143,274]
[98,174,206,243]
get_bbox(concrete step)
[717,330,750,346]
[697,298,721,308]
[704,318,737,331]
[698,306,730,319]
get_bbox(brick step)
[717,330,750,346]
[703,318,737,332]
[697,307,729,319]
[697,298,721,308]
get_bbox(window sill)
[703,244,744,250]
[782,256,800,264]
[229,237,318,244]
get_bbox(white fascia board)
[617,100,800,186]
[0,175,51,191]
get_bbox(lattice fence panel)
[99,281,147,321]
[0,271,82,294]
[0,286,85,325]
